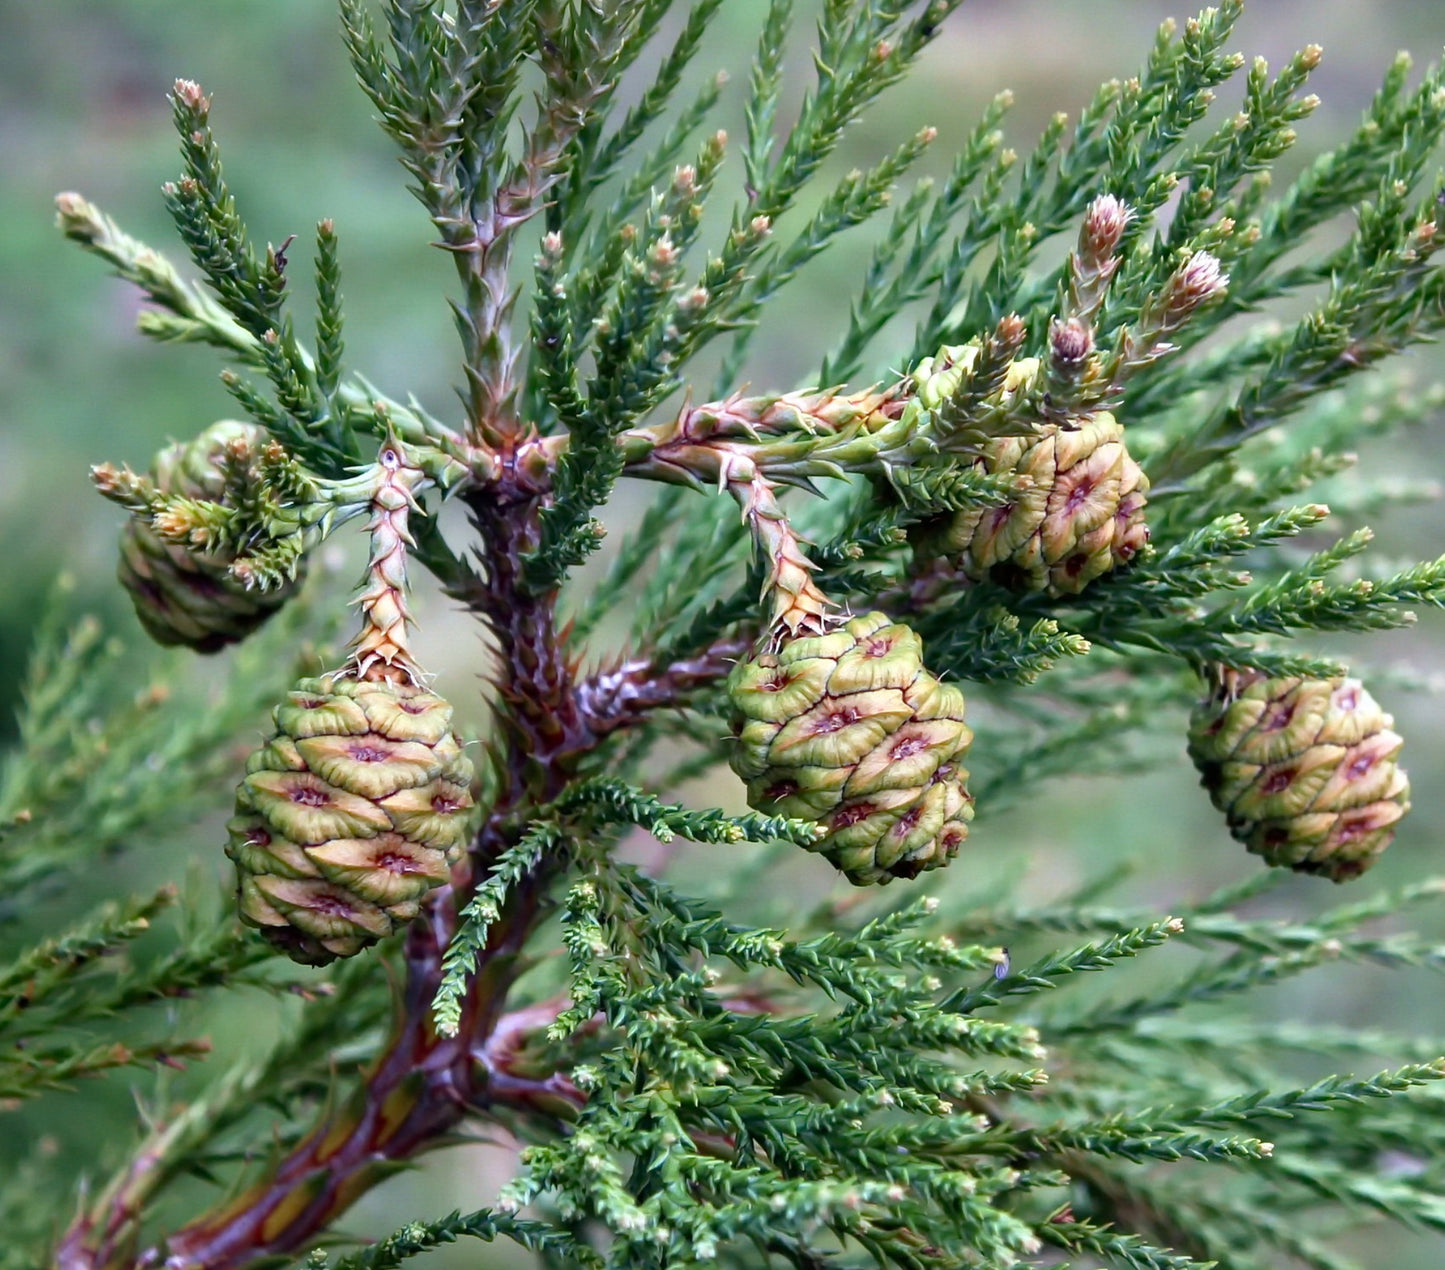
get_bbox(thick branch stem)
[157,851,543,1270]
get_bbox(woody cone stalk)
[227,441,475,964]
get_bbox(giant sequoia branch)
[38,3,1445,1266]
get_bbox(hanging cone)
[728,611,974,885]
[227,440,474,963]
[114,421,305,651]
[228,675,475,964]
[1188,669,1411,881]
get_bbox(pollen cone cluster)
[118,421,304,651]
[1187,669,1410,881]
[728,612,973,885]
[907,349,1148,594]
[227,674,475,964]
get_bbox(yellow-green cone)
[1187,669,1410,881]
[906,346,1148,594]
[118,421,305,651]
[228,674,475,964]
[912,412,1149,594]
[728,612,973,885]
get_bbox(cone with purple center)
[905,348,1148,594]
[728,612,973,885]
[228,675,475,964]
[910,411,1149,595]
[1187,668,1411,881]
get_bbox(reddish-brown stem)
[158,844,544,1270]
[463,484,592,788]
[473,998,588,1119]
[573,638,749,739]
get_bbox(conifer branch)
[35,5,1445,1268]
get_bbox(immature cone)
[1187,669,1410,881]
[908,350,1148,594]
[729,612,973,885]
[227,674,475,964]
[228,440,473,964]
[117,421,304,651]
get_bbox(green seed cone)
[228,674,476,964]
[728,612,973,885]
[910,411,1149,595]
[1187,669,1410,882]
[118,421,304,652]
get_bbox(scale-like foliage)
[13,2,1445,1269]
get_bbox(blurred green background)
[4,0,1445,1264]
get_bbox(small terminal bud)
[1163,250,1229,322]
[1084,194,1133,257]
[172,79,209,111]
[1051,316,1093,369]
[648,237,680,271]
[995,312,1027,348]
[55,192,103,242]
